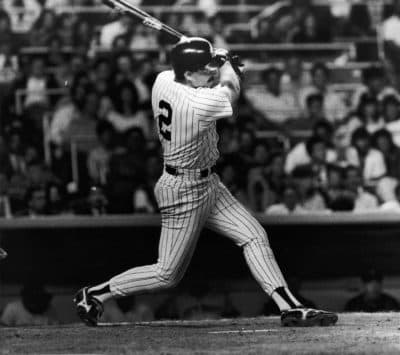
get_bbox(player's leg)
[205,181,338,326]
[74,176,216,325]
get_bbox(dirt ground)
[2,313,400,354]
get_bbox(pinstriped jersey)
[152,70,233,169]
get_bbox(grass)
[2,313,400,354]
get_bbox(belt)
[165,165,215,178]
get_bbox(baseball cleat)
[281,308,338,327]
[73,287,103,326]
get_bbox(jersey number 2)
[158,100,172,141]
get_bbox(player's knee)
[155,269,182,289]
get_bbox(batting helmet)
[170,37,221,80]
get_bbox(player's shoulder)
[154,70,175,86]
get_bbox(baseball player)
[74,37,338,327]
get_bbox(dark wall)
[2,224,400,285]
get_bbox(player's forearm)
[219,61,241,105]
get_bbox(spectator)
[383,95,400,146]
[383,0,400,88]
[265,183,306,214]
[351,66,400,110]
[286,93,325,129]
[101,295,154,323]
[129,23,159,53]
[344,269,400,312]
[236,128,256,168]
[62,89,100,154]
[291,12,325,43]
[6,129,27,176]
[325,164,353,211]
[347,94,385,135]
[99,13,134,50]
[56,13,79,46]
[0,172,12,218]
[107,127,147,213]
[73,185,109,215]
[0,283,59,326]
[379,182,400,211]
[344,165,378,212]
[281,56,310,104]
[28,9,58,46]
[341,4,375,38]
[245,67,300,127]
[350,127,387,186]
[133,153,161,213]
[248,151,287,212]
[49,73,91,147]
[300,62,347,123]
[372,129,400,180]
[0,42,19,85]
[7,173,29,216]
[18,56,59,110]
[284,120,335,174]
[329,123,359,168]
[0,134,13,176]
[0,10,15,45]
[291,164,327,211]
[106,80,153,139]
[21,185,51,216]
[87,120,116,186]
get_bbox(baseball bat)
[102,0,184,40]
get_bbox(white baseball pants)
[109,171,287,297]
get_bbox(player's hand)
[228,54,244,79]
[213,48,229,67]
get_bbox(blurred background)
[2,0,400,326]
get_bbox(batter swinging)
[74,37,338,327]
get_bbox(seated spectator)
[106,80,153,139]
[245,67,300,127]
[300,62,347,123]
[351,127,387,186]
[383,95,400,146]
[56,13,79,47]
[329,123,359,168]
[236,128,256,168]
[62,89,100,154]
[17,57,59,111]
[6,129,27,176]
[372,129,400,180]
[28,9,58,46]
[217,121,239,156]
[325,164,345,206]
[107,127,147,213]
[291,12,326,43]
[72,185,109,216]
[101,295,154,323]
[0,10,16,44]
[49,74,90,147]
[286,93,325,130]
[218,157,249,207]
[340,3,375,38]
[346,94,385,135]
[129,23,159,53]
[0,283,59,326]
[20,185,51,217]
[281,56,310,104]
[7,173,29,216]
[265,183,306,214]
[382,0,400,88]
[248,151,287,212]
[344,269,400,312]
[291,164,327,212]
[133,154,162,213]
[0,173,12,218]
[379,181,400,212]
[99,13,134,50]
[351,66,400,110]
[345,165,378,212]
[87,121,116,186]
[0,42,19,85]
[284,120,335,174]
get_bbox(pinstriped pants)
[109,172,287,297]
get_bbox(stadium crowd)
[1,0,400,217]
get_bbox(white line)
[209,329,278,334]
